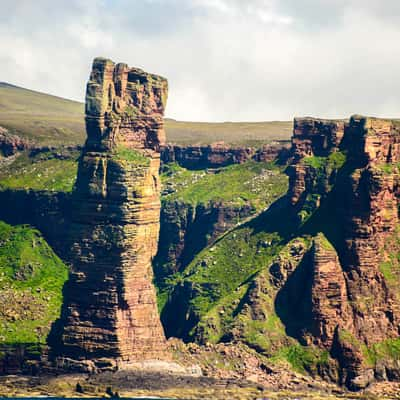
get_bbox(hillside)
[0,82,292,146]
[0,83,85,146]
[0,221,68,347]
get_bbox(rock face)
[283,116,400,388]
[287,117,345,206]
[50,58,168,370]
[0,126,31,156]
[291,117,345,161]
[161,142,290,169]
[309,234,351,348]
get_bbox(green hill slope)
[0,82,292,146]
[0,82,85,146]
[0,221,68,347]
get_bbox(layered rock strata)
[161,142,290,169]
[285,116,400,387]
[291,117,345,161]
[51,58,168,370]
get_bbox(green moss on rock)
[272,344,330,374]
[161,161,288,211]
[113,145,150,166]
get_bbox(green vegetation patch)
[272,344,330,374]
[0,83,85,146]
[0,221,68,345]
[114,145,150,166]
[364,338,400,366]
[303,151,346,173]
[177,226,283,320]
[160,202,300,342]
[0,150,79,192]
[164,119,292,146]
[161,161,288,211]
[314,232,335,251]
[378,226,400,302]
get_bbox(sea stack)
[52,57,168,371]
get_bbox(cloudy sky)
[1,0,400,121]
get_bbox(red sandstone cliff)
[50,58,168,371]
[160,142,290,169]
[284,116,400,388]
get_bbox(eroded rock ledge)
[161,142,290,169]
[49,57,169,371]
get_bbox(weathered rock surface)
[161,142,290,169]
[280,115,400,387]
[291,117,345,161]
[0,126,31,157]
[309,234,351,348]
[50,57,168,370]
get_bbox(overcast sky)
[1,0,400,121]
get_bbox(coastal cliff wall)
[280,116,400,388]
[161,142,290,169]
[159,115,400,389]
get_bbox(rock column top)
[85,57,168,152]
[292,117,345,160]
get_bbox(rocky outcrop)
[0,126,31,157]
[291,117,345,161]
[280,115,400,388]
[161,142,290,169]
[309,234,351,348]
[50,57,168,370]
[287,117,346,207]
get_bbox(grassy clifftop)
[161,161,288,211]
[0,149,79,192]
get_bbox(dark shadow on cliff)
[160,194,297,341]
[154,202,224,283]
[274,250,313,344]
[46,268,71,361]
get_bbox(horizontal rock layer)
[50,57,169,370]
[161,142,290,169]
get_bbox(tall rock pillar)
[52,58,168,370]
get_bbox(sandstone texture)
[0,126,31,157]
[158,115,400,390]
[161,142,290,169]
[291,117,345,161]
[283,116,400,388]
[50,57,168,370]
